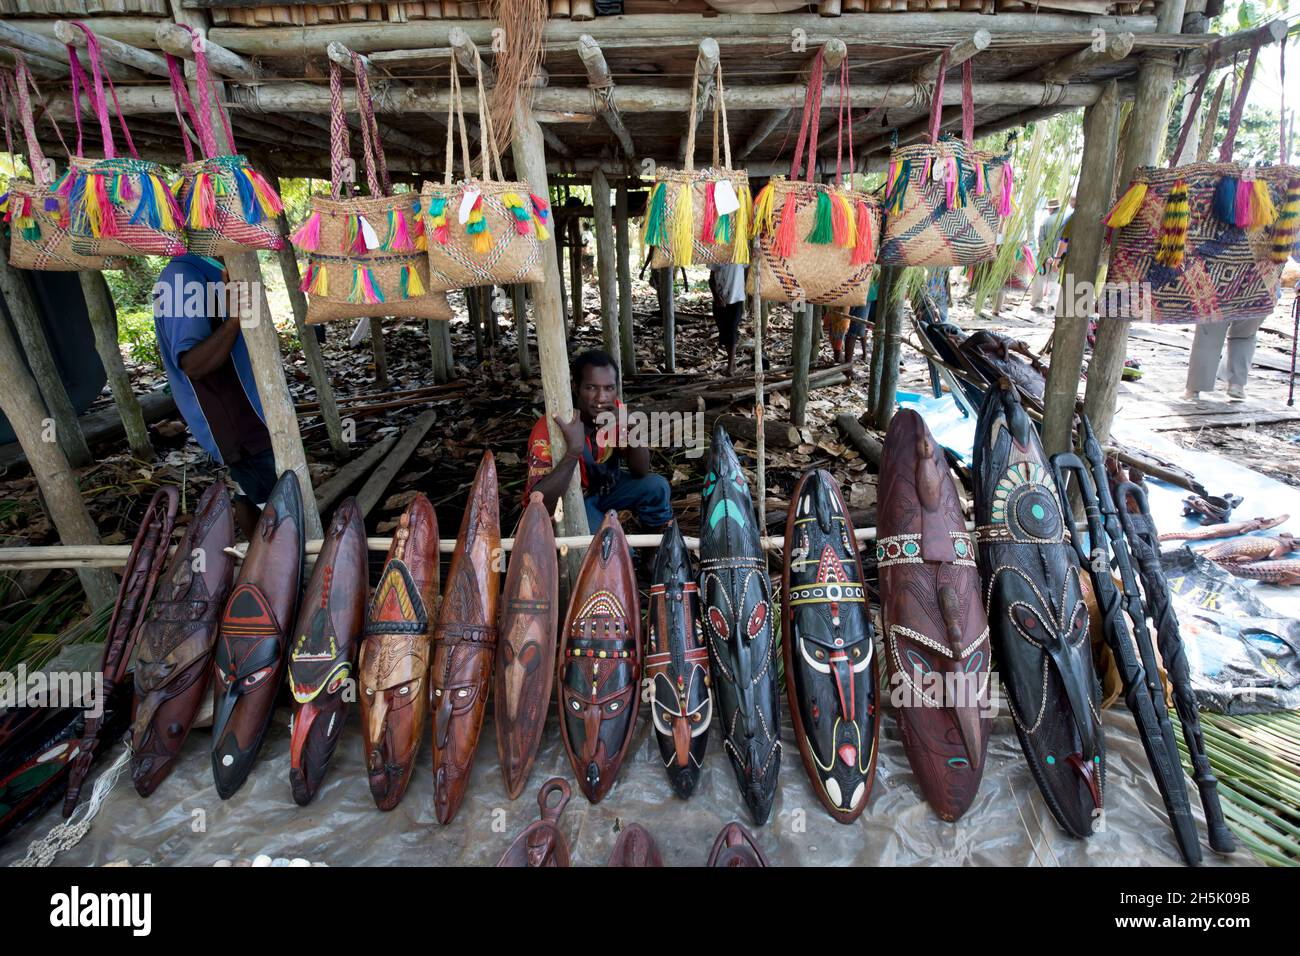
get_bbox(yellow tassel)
[836,193,856,250]
[1250,179,1277,229]
[405,265,426,297]
[732,184,751,265]
[534,219,550,243]
[1105,182,1148,228]
[1155,180,1190,269]
[753,182,776,234]
[472,229,493,255]
[671,184,693,268]
[308,262,328,296]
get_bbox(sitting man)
[524,349,672,532]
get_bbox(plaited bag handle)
[165,54,201,164]
[1170,42,1219,168]
[472,50,505,183]
[835,58,854,186]
[926,50,950,146]
[0,73,16,174]
[443,58,477,186]
[11,62,52,186]
[67,21,139,161]
[327,60,352,200]
[351,53,388,197]
[17,61,73,166]
[790,47,826,184]
[1218,39,1261,163]
[166,26,238,159]
[961,60,974,149]
[710,61,733,171]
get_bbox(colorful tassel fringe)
[400,265,426,298]
[427,196,449,246]
[850,200,875,266]
[1105,181,1148,229]
[1219,175,1279,229]
[995,162,1013,218]
[383,208,414,252]
[306,261,328,296]
[753,182,775,235]
[1154,180,1190,269]
[732,184,751,265]
[807,190,834,245]
[773,191,799,258]
[465,193,492,255]
[502,193,533,236]
[1271,178,1300,264]
[700,181,718,246]
[530,193,551,242]
[349,265,385,305]
[886,160,910,216]
[670,185,693,267]
[644,181,668,250]
[290,210,322,251]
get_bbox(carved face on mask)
[430,452,500,825]
[211,472,304,801]
[359,495,439,812]
[131,483,234,798]
[496,778,572,868]
[495,492,558,801]
[877,409,991,822]
[782,469,877,823]
[558,512,640,804]
[974,387,1104,839]
[699,425,781,826]
[288,498,367,806]
[646,520,711,800]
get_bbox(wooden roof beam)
[677,37,720,164]
[156,21,260,82]
[1023,32,1135,84]
[577,34,636,162]
[0,20,142,83]
[1180,17,1288,77]
[0,46,65,80]
[54,19,170,78]
[742,37,846,161]
[911,30,991,83]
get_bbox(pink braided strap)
[166,54,199,164]
[961,60,974,148]
[790,47,825,183]
[328,61,351,199]
[928,50,949,145]
[1219,40,1261,163]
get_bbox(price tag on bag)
[458,189,481,225]
[713,179,740,216]
[39,158,57,183]
[359,215,381,250]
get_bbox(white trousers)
[1185,316,1265,392]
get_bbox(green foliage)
[106,257,168,313]
[117,308,161,367]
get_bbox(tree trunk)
[615,180,635,377]
[78,271,153,460]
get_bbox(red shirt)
[524,403,624,505]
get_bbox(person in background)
[1031,196,1074,313]
[152,254,276,538]
[824,307,851,363]
[524,349,672,533]
[709,262,747,377]
[1185,317,1264,402]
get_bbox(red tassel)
[773,191,799,258]
[700,181,717,245]
[850,200,875,266]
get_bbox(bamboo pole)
[1041,81,1119,457]
[54,19,170,77]
[567,215,583,334]
[0,288,117,608]
[867,264,897,420]
[658,267,676,372]
[615,180,635,378]
[0,247,91,468]
[591,167,620,378]
[0,20,141,83]
[267,170,348,458]
[78,271,152,461]
[511,96,591,561]
[427,316,454,383]
[1082,0,1188,444]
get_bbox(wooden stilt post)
[810,302,824,358]
[469,288,485,362]
[485,287,499,348]
[555,209,570,329]
[368,317,389,387]
[511,97,591,558]
[0,293,117,608]
[568,216,583,334]
[0,250,92,467]
[790,303,814,427]
[873,266,904,429]
[867,264,898,420]
[78,271,152,460]
[428,317,453,383]
[658,268,676,372]
[615,180,635,378]
[1082,0,1188,444]
[752,241,766,534]
[512,284,532,376]
[591,168,620,376]
[267,171,348,457]
[1041,81,1119,457]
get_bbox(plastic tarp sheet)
[0,689,1251,867]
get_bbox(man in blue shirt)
[152,254,275,536]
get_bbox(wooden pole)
[368,317,390,387]
[267,171,348,458]
[657,267,676,372]
[790,304,814,428]
[576,34,636,160]
[867,264,897,419]
[555,209,571,327]
[1041,81,1119,457]
[78,271,153,461]
[0,247,91,468]
[615,180,635,378]
[591,167,620,375]
[512,98,591,555]
[54,19,169,77]
[0,288,117,608]
[873,266,904,429]
[751,239,766,535]
[512,285,532,377]
[468,287,485,362]
[1083,0,1187,444]
[428,317,454,383]
[568,216,583,334]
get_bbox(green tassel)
[807,190,834,244]
[644,182,668,248]
[21,223,41,242]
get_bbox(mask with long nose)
[782,468,877,824]
[699,425,781,826]
[359,494,439,812]
[974,386,1105,839]
[558,512,640,804]
[877,409,991,822]
[211,471,304,801]
[646,519,712,799]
